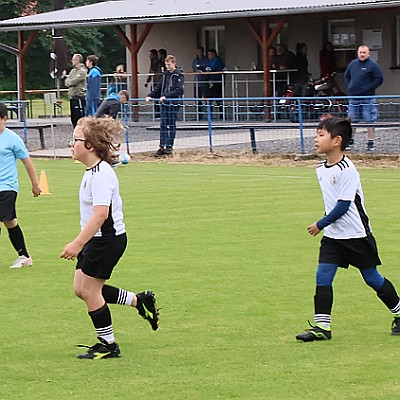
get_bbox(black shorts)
[0,190,17,221]
[76,233,127,280]
[319,235,381,269]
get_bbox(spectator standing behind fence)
[294,43,311,96]
[192,46,208,119]
[271,43,297,95]
[95,89,129,119]
[205,49,225,119]
[145,49,162,119]
[85,55,102,116]
[344,45,383,151]
[114,64,128,92]
[144,49,162,89]
[146,55,184,157]
[65,53,87,127]
[319,42,337,77]
[158,49,167,73]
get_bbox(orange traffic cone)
[39,170,52,195]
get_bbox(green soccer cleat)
[77,338,121,360]
[136,290,160,331]
[296,322,332,342]
[391,318,400,336]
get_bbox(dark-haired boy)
[296,117,400,341]
[85,55,102,116]
[0,102,41,268]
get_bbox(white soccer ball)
[118,153,131,165]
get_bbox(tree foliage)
[0,0,126,91]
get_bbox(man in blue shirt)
[0,102,41,268]
[344,45,383,151]
[85,55,102,116]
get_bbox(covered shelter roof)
[0,0,399,31]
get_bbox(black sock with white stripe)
[376,278,400,317]
[88,303,115,344]
[314,286,333,330]
[102,285,134,306]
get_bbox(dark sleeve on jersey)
[316,200,351,230]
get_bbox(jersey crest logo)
[330,175,339,185]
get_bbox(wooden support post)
[261,18,270,98]
[17,32,26,102]
[115,24,153,121]
[17,30,38,119]
[247,16,288,121]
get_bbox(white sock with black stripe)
[95,325,115,344]
[314,314,331,330]
[117,289,134,306]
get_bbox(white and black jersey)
[79,161,125,237]
[316,156,371,239]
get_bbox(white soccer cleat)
[9,256,33,269]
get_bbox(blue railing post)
[297,98,305,154]
[123,102,130,155]
[22,101,27,143]
[206,99,213,153]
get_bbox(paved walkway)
[29,121,315,158]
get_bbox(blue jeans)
[160,103,180,148]
[348,98,378,122]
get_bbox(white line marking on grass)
[133,171,313,179]
[132,171,399,182]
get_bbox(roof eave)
[0,4,399,32]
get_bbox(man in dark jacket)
[344,45,383,151]
[146,55,184,157]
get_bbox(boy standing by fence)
[0,102,41,268]
[146,55,184,157]
[296,117,400,342]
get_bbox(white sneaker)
[9,256,33,269]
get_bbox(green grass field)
[1,160,399,399]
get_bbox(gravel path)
[14,118,400,155]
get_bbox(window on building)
[201,26,226,61]
[328,19,356,70]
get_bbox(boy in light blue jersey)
[0,102,41,268]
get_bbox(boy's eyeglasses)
[69,137,86,146]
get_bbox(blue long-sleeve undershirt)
[316,200,351,230]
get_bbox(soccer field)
[1,159,399,400]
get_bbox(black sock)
[102,285,119,304]
[314,286,333,329]
[7,225,29,257]
[88,303,114,344]
[102,285,134,306]
[314,286,333,315]
[376,278,400,312]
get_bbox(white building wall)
[355,14,400,95]
[129,11,399,98]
